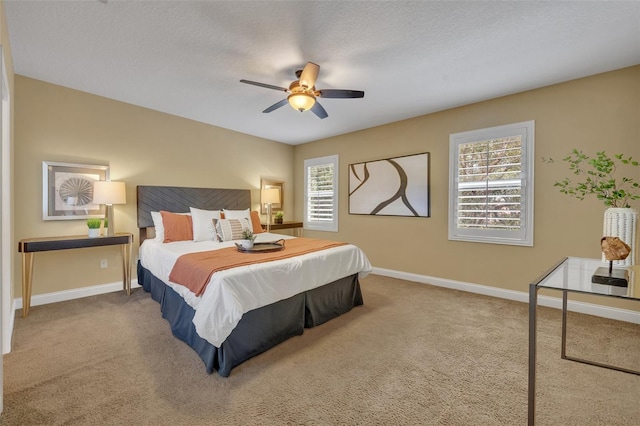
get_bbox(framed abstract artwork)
[348,152,430,217]
[42,161,109,220]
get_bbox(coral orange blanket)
[168,238,348,296]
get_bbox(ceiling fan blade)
[240,79,288,92]
[299,62,320,89]
[262,99,289,113]
[310,101,328,119]
[318,89,365,99]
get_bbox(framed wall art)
[42,161,109,220]
[348,152,430,217]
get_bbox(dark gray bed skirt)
[137,262,363,377]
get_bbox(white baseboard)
[12,268,640,325]
[371,267,640,325]
[14,279,141,310]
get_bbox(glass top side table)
[528,257,640,425]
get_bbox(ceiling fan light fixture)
[240,62,364,118]
[288,93,316,112]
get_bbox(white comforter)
[139,233,372,347]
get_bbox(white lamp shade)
[93,181,126,205]
[288,93,316,112]
[261,188,280,204]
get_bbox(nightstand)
[262,221,303,236]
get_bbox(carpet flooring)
[2,274,639,425]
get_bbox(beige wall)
[294,66,640,311]
[14,76,294,296]
[13,66,640,313]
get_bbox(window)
[304,155,338,232]
[449,121,534,246]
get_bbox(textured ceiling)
[5,1,640,145]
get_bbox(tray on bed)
[236,239,285,253]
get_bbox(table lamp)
[261,188,281,233]
[93,181,126,236]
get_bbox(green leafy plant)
[274,211,284,219]
[241,228,256,241]
[545,149,640,208]
[86,218,102,229]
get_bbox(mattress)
[138,232,372,346]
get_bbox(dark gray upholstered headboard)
[136,185,251,242]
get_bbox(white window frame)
[448,120,534,246]
[304,155,339,232]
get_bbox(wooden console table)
[18,233,133,318]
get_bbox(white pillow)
[223,208,251,221]
[190,207,222,242]
[151,211,164,241]
[150,211,191,241]
[214,218,251,242]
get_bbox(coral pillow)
[250,210,265,234]
[161,211,193,243]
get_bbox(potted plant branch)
[238,228,256,250]
[87,218,102,238]
[274,211,284,224]
[546,149,640,266]
[547,149,640,207]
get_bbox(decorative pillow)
[152,211,191,241]
[190,207,222,242]
[223,208,251,221]
[214,218,251,242]
[161,211,193,243]
[250,210,265,234]
[151,211,164,241]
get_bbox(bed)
[136,185,371,377]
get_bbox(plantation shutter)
[448,121,534,246]
[304,155,339,232]
[457,138,522,230]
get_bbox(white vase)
[239,239,254,250]
[603,207,638,266]
[88,228,100,238]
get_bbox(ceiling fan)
[240,62,364,119]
